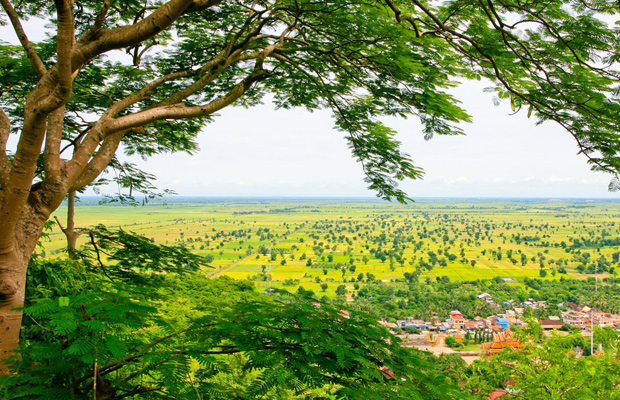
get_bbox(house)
[562,310,588,329]
[495,317,510,330]
[540,319,563,330]
[378,320,398,332]
[449,310,466,330]
[465,320,484,330]
[488,390,507,399]
[397,318,429,330]
[596,317,614,327]
[478,293,493,301]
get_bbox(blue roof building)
[496,317,510,329]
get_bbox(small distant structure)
[540,319,563,330]
[487,379,518,399]
[495,317,510,329]
[449,310,466,330]
[338,310,351,319]
[478,293,493,301]
[482,330,522,354]
[426,332,446,346]
[378,320,398,333]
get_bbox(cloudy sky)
[2,16,618,199]
[130,83,615,199]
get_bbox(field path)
[209,223,306,279]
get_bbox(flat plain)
[44,198,620,296]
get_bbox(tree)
[444,336,459,348]
[1,0,620,366]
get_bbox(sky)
[130,83,615,199]
[2,14,618,200]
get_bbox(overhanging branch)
[0,107,10,187]
[106,69,268,133]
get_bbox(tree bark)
[0,201,49,374]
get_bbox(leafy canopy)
[1,0,618,203]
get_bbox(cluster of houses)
[379,293,620,343]
[379,305,526,336]
[377,294,620,399]
[554,304,620,330]
[379,310,522,335]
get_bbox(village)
[378,291,620,362]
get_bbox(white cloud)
[443,177,470,185]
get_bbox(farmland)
[44,198,620,296]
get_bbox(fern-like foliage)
[1,231,466,399]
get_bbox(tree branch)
[106,69,268,134]
[104,69,199,117]
[0,0,47,77]
[88,231,115,282]
[94,0,111,29]
[69,130,125,191]
[155,43,275,108]
[96,324,214,378]
[38,0,75,113]
[43,107,65,184]
[32,0,223,122]
[67,33,275,190]
[0,107,10,187]
[70,0,196,72]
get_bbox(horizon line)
[74,195,620,200]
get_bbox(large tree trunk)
[0,198,54,373]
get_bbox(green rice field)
[43,198,620,296]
